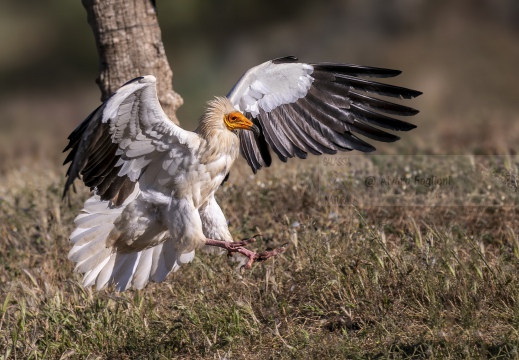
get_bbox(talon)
[256,244,288,262]
[236,234,261,247]
[242,258,254,270]
[204,236,287,269]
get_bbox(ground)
[1,138,519,358]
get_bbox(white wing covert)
[63,75,199,205]
[227,56,422,173]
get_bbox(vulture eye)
[230,115,238,122]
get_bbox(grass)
[1,150,519,359]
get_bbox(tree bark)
[81,0,182,124]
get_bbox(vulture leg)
[204,235,287,269]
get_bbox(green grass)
[1,154,519,359]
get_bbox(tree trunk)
[81,0,182,124]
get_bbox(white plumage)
[63,57,421,291]
[232,61,314,116]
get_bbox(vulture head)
[197,97,260,139]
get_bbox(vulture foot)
[205,235,287,269]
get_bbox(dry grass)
[1,151,519,359]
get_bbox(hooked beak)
[249,123,261,137]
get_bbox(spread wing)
[63,75,199,205]
[227,56,422,173]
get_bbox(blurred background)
[1,0,518,175]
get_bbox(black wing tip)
[272,56,299,64]
[406,108,420,116]
[313,64,422,99]
[331,74,422,100]
[387,135,401,142]
[360,144,377,153]
[400,123,417,131]
[408,90,423,99]
[397,88,423,100]
[264,153,273,167]
[62,178,73,200]
[122,76,145,87]
[313,63,403,78]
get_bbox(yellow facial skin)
[224,112,260,136]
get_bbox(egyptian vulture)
[63,56,421,291]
